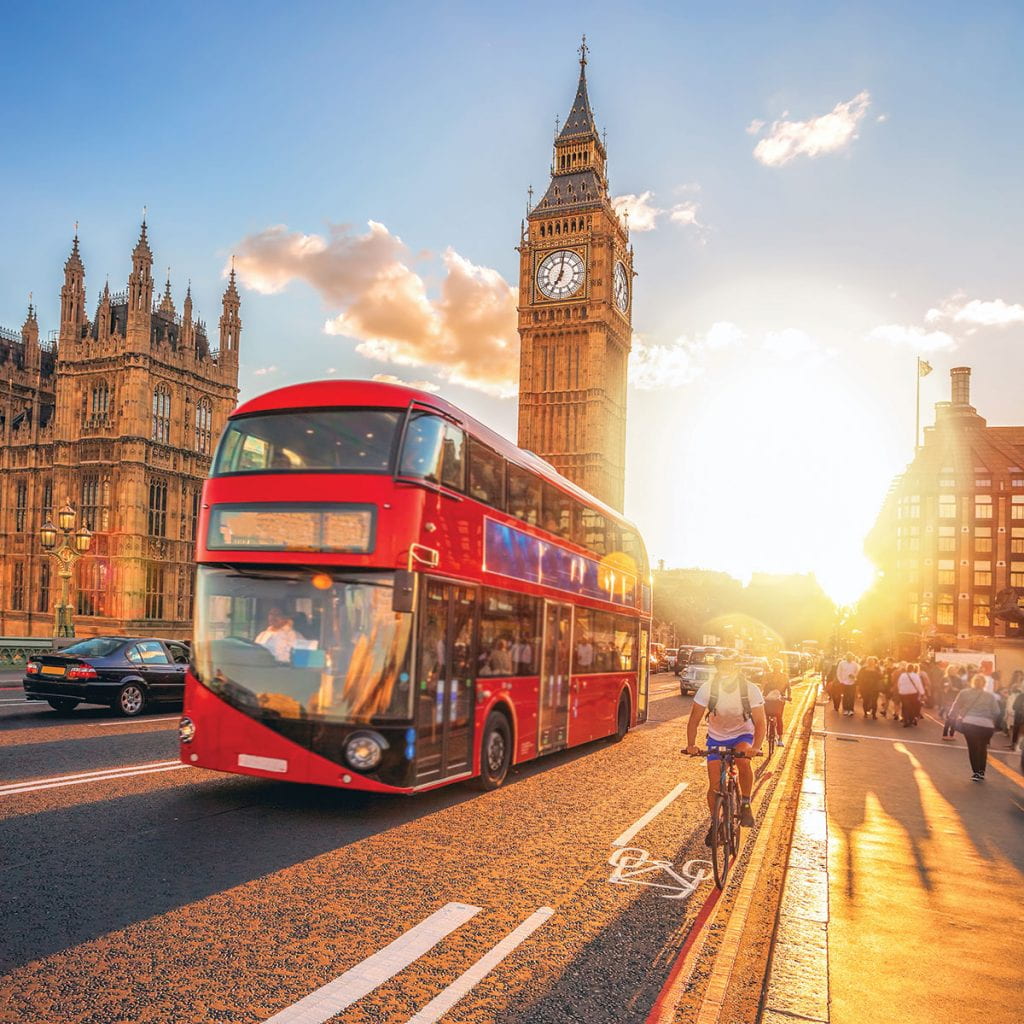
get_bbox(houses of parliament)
[0,221,240,639]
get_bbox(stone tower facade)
[0,221,240,639]
[517,43,634,512]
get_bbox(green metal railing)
[0,637,56,668]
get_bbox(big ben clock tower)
[517,39,633,512]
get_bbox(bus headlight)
[178,716,196,744]
[345,732,385,771]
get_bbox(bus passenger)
[255,608,299,663]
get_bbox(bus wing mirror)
[393,570,416,613]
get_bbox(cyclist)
[685,652,767,843]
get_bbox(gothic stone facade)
[868,367,1024,653]
[0,222,240,639]
[517,48,634,512]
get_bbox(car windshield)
[193,567,413,724]
[59,638,123,658]
[689,651,715,665]
[212,409,402,475]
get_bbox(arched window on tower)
[195,398,212,454]
[90,381,110,424]
[152,384,171,443]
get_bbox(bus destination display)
[208,504,375,553]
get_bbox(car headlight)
[345,732,385,771]
[178,716,196,744]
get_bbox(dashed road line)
[611,782,689,848]
[0,760,186,796]
[404,907,554,1024]
[262,902,481,1024]
[86,717,177,728]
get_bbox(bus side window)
[440,424,465,491]
[399,413,445,482]
[581,508,607,556]
[467,437,505,509]
[508,464,541,526]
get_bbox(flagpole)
[915,356,921,452]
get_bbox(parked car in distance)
[664,648,679,671]
[779,651,807,679]
[674,645,699,676]
[24,636,191,716]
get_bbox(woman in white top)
[897,663,926,727]
[948,674,1002,780]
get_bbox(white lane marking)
[262,903,481,1024]
[0,699,32,705]
[86,717,177,728]
[0,764,188,796]
[404,907,554,1024]
[611,783,689,848]
[0,759,183,795]
[820,729,1019,757]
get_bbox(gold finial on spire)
[579,34,588,69]
[142,204,147,225]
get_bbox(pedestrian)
[925,659,944,708]
[836,651,860,716]
[857,656,883,719]
[897,663,926,727]
[941,664,964,740]
[878,658,894,717]
[826,660,840,711]
[947,674,1002,781]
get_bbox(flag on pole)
[918,358,933,378]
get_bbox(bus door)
[637,624,650,724]
[538,601,573,754]
[414,580,477,785]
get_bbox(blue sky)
[3,1,1024,600]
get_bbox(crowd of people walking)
[822,653,1024,781]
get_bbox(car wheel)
[47,698,79,713]
[611,692,630,742]
[116,683,146,717]
[472,711,512,791]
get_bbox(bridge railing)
[0,637,57,668]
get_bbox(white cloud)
[876,113,889,123]
[866,323,956,352]
[702,321,746,351]
[926,295,1024,328]
[611,191,661,232]
[746,118,765,135]
[629,336,700,391]
[252,365,278,376]
[669,201,701,227]
[752,91,872,167]
[371,373,441,393]
[232,221,518,396]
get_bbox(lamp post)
[40,503,92,638]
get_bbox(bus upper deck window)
[399,413,445,481]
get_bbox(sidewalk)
[762,697,1024,1024]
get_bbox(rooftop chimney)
[951,366,971,406]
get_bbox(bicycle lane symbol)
[607,847,713,900]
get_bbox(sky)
[3,1,1024,604]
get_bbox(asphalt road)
[0,674,795,1024]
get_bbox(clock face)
[536,249,585,300]
[613,261,629,313]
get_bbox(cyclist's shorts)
[706,733,754,762]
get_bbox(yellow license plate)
[41,665,66,676]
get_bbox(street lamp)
[40,503,92,638]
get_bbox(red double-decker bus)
[180,379,652,794]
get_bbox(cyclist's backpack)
[706,674,753,721]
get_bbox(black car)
[24,636,191,716]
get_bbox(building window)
[975,479,991,488]
[936,595,954,626]
[152,385,171,444]
[15,480,28,532]
[975,494,992,519]
[937,559,956,585]
[1013,528,1024,555]
[1011,562,1024,588]
[91,381,110,421]
[939,478,955,488]
[80,474,110,532]
[938,526,956,552]
[148,478,168,537]
[76,559,108,616]
[145,563,165,620]
[1013,495,1024,520]
[11,562,25,610]
[899,495,921,518]
[974,561,992,587]
[974,526,992,553]
[938,494,956,519]
[973,593,991,628]
[177,566,195,620]
[907,601,919,624]
[1013,477,1024,488]
[195,399,213,454]
[41,478,53,523]
[38,561,51,613]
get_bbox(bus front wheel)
[612,693,630,743]
[474,711,512,791]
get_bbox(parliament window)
[41,478,53,523]
[145,563,165,620]
[38,561,50,614]
[974,494,992,519]
[15,480,27,532]
[195,398,212,454]
[152,385,171,443]
[148,478,168,537]
[974,526,992,553]
[91,381,110,420]
[76,559,108,616]
[974,561,992,587]
[972,593,990,628]
[80,474,110,532]
[11,562,25,610]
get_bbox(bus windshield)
[192,567,413,724]
[212,409,402,475]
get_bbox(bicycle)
[764,694,792,761]
[686,746,761,888]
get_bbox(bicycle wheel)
[728,778,743,856]
[710,793,731,888]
